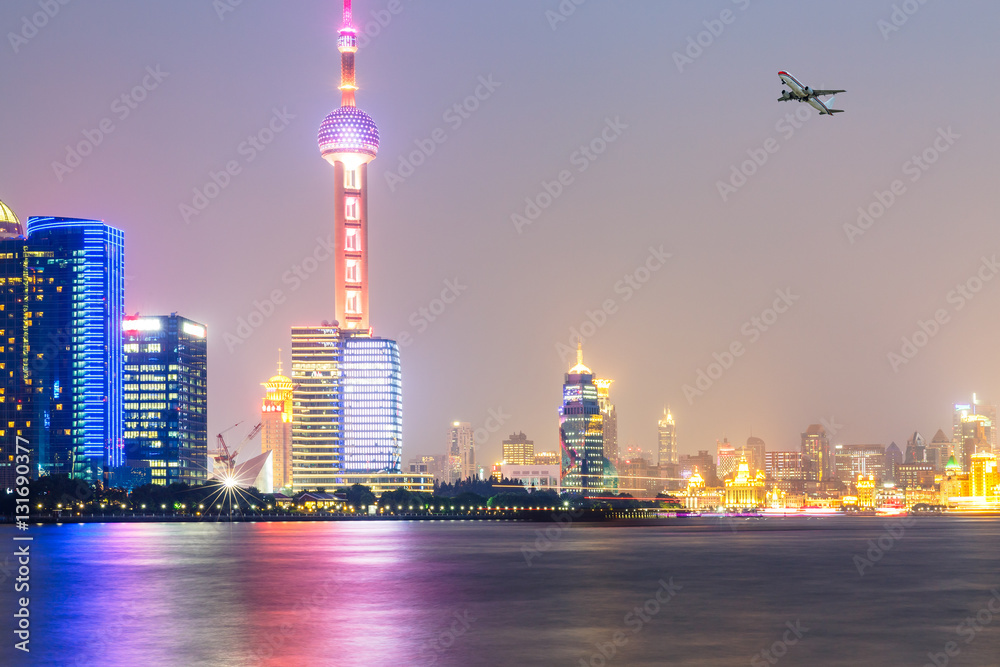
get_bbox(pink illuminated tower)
[317,0,380,330]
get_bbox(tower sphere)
[318,105,379,165]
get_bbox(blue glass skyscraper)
[342,333,402,473]
[24,217,124,482]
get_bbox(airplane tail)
[824,95,844,115]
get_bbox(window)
[345,229,359,251]
[345,168,358,189]
[345,197,359,220]
[346,291,361,314]
[346,260,360,284]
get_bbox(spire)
[568,341,591,374]
[338,0,358,106]
[276,348,283,375]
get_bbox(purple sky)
[3,0,1000,466]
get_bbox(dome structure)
[264,373,294,395]
[0,199,24,238]
[318,105,379,164]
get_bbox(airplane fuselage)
[778,70,839,115]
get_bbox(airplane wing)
[811,89,845,96]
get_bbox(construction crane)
[211,420,263,477]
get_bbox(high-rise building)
[534,451,560,466]
[341,332,402,473]
[801,424,830,482]
[765,451,803,480]
[291,326,342,492]
[883,442,903,482]
[658,408,677,467]
[742,436,766,475]
[559,344,608,496]
[448,421,475,482]
[502,431,534,466]
[0,199,24,489]
[927,429,952,472]
[23,217,124,482]
[122,315,207,486]
[957,414,991,473]
[680,450,718,486]
[717,438,738,480]
[833,444,886,482]
[970,450,998,498]
[261,353,294,491]
[905,432,926,463]
[595,378,618,467]
[954,395,997,454]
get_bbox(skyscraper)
[742,436,766,475]
[954,396,995,469]
[291,326,342,492]
[341,332,402,473]
[595,378,618,467]
[559,344,608,496]
[122,315,207,486]
[23,217,124,482]
[658,407,677,467]
[502,431,534,466]
[261,353,294,491]
[717,438,738,480]
[801,424,830,482]
[0,199,24,489]
[448,421,475,482]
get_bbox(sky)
[3,0,1000,467]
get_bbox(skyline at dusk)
[4,1,1000,467]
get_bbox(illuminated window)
[345,168,358,189]
[345,197,359,220]
[346,260,360,283]
[345,229,359,251]
[346,291,361,314]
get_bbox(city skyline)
[4,1,1000,469]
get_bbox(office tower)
[24,217,124,482]
[927,429,952,472]
[833,444,886,482]
[122,315,208,486]
[319,0,379,331]
[658,408,677,467]
[341,333,402,473]
[958,414,991,473]
[595,378,618,467]
[502,431,534,466]
[261,353,294,490]
[448,421,475,482]
[717,438,738,479]
[905,432,926,463]
[765,451,804,480]
[680,450,718,486]
[559,344,607,496]
[883,442,902,482]
[801,424,830,482]
[970,451,997,498]
[534,451,560,466]
[742,436,766,475]
[0,199,24,489]
[954,395,997,456]
[290,325,342,492]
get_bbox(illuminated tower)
[595,378,617,466]
[658,407,677,467]
[0,199,24,489]
[559,343,608,497]
[318,0,379,330]
[262,352,294,491]
[801,424,830,482]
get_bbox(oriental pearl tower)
[318,0,379,330]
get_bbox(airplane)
[777,71,845,115]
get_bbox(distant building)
[905,432,926,464]
[716,438,738,480]
[261,355,294,491]
[658,408,677,467]
[448,421,475,482]
[765,451,803,480]
[408,455,445,480]
[501,464,561,492]
[884,442,903,482]
[927,429,952,473]
[833,444,885,483]
[341,333,402,473]
[801,424,830,482]
[681,450,718,486]
[970,451,998,499]
[291,326,342,491]
[957,413,991,473]
[122,315,208,487]
[741,436,766,475]
[0,200,25,490]
[896,462,935,489]
[534,451,560,466]
[723,455,766,509]
[954,395,997,455]
[559,344,611,496]
[502,431,534,466]
[596,378,618,467]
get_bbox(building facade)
[502,431,534,465]
[558,344,607,496]
[261,357,294,491]
[291,326,342,491]
[658,408,677,467]
[801,424,830,482]
[341,333,402,473]
[122,315,207,486]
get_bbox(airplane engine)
[803,86,813,96]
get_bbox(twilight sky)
[3,0,1000,466]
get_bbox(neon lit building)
[319,0,379,332]
[657,407,677,467]
[261,353,294,491]
[801,423,830,482]
[559,343,610,497]
[0,199,24,489]
[290,326,342,492]
[502,431,534,466]
[341,333,401,473]
[447,421,475,482]
[23,217,124,482]
[596,378,617,467]
[122,315,208,486]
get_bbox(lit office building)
[658,408,677,467]
[954,395,997,454]
[559,344,610,496]
[833,444,886,482]
[24,217,124,482]
[502,431,534,466]
[717,438,738,480]
[122,315,207,486]
[261,355,294,491]
[534,451,560,466]
[341,332,402,473]
[927,429,952,472]
[765,451,803,480]
[957,414,991,473]
[290,326,343,492]
[595,378,618,467]
[0,199,24,489]
[970,450,998,499]
[447,421,475,482]
[801,424,830,482]
[741,436,766,475]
